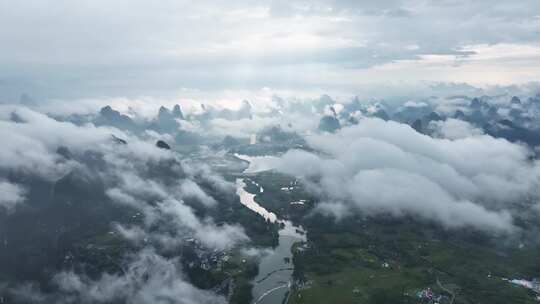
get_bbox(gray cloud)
[10,249,226,304]
[1,1,539,99]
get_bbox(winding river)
[235,155,306,304]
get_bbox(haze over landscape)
[2,1,540,304]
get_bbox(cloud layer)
[12,249,226,304]
[271,118,540,233]
[1,0,539,99]
[0,105,248,301]
[1,105,248,248]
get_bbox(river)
[235,155,306,304]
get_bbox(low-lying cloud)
[0,180,26,212]
[10,249,226,304]
[271,118,540,233]
[0,105,248,301]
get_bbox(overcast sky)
[1,0,540,100]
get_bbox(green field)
[244,170,540,304]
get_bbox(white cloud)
[270,118,540,233]
[0,105,125,179]
[403,100,428,108]
[0,105,250,302]
[428,118,484,140]
[0,105,248,250]
[179,179,217,207]
[0,181,26,212]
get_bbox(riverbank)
[235,172,306,304]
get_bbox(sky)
[1,0,540,101]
